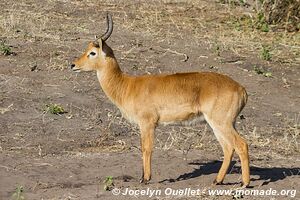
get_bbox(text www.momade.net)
[111,187,297,198]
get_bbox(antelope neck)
[96,57,127,106]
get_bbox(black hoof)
[213,179,223,185]
[140,178,150,184]
[139,171,151,184]
[241,182,251,188]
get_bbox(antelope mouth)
[72,68,81,72]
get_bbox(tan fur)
[71,40,250,186]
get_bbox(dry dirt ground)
[0,0,299,200]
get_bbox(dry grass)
[97,0,300,65]
[1,1,299,66]
[263,0,300,31]
[243,114,299,159]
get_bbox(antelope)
[70,14,250,187]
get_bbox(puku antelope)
[70,14,250,187]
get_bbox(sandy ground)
[0,0,299,199]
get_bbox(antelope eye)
[89,51,96,56]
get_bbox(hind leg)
[205,116,250,186]
[214,138,234,184]
[232,128,250,186]
[207,124,234,184]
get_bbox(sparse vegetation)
[253,65,272,77]
[219,0,249,7]
[45,103,66,115]
[0,40,13,55]
[103,176,114,191]
[260,45,272,61]
[227,0,299,32]
[214,44,221,56]
[226,0,300,32]
[12,185,25,200]
[255,12,269,32]
[230,13,270,32]
[262,0,300,32]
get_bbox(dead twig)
[155,46,189,62]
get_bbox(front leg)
[139,120,156,184]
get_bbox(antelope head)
[70,13,114,72]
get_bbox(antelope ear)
[95,39,108,57]
[93,39,103,50]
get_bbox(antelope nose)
[70,64,75,69]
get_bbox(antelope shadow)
[159,160,300,186]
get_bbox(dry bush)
[263,0,300,31]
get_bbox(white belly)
[160,113,206,126]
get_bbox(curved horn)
[101,13,113,41]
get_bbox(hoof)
[140,178,150,184]
[241,182,250,188]
[139,175,151,184]
[213,179,223,185]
